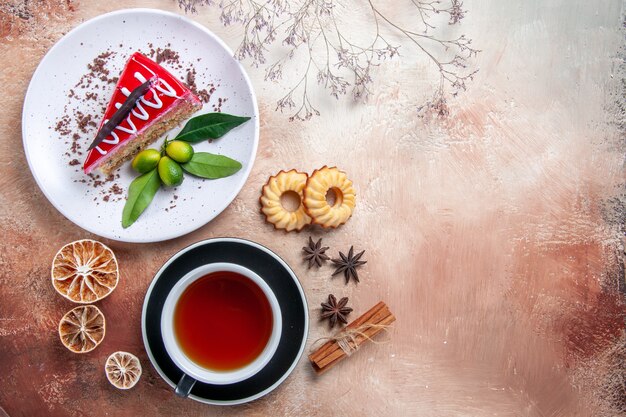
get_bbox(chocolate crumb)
[70,141,81,155]
[109,184,123,195]
[55,115,72,135]
[84,51,118,86]
[212,97,228,112]
[185,68,213,103]
[154,48,179,65]
[186,70,196,89]
[76,111,97,134]
[197,89,211,103]
[69,159,80,166]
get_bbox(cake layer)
[83,52,202,174]
[97,99,200,175]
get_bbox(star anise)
[302,237,330,268]
[320,294,353,328]
[332,246,367,284]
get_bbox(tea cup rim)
[160,262,282,385]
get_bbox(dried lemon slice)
[51,239,119,303]
[58,305,106,353]
[105,351,142,389]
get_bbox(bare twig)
[178,0,479,120]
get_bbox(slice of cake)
[83,52,202,175]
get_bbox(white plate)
[22,8,259,243]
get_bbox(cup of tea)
[160,263,282,397]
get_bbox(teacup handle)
[175,373,197,398]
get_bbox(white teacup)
[161,263,282,396]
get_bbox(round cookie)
[303,166,356,228]
[260,169,312,232]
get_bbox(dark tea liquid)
[173,271,273,371]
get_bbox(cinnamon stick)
[309,301,395,374]
[311,301,386,362]
[311,302,390,366]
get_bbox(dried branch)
[178,0,479,120]
[178,0,213,13]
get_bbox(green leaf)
[175,113,251,143]
[182,152,242,179]
[122,168,161,228]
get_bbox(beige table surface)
[1,1,625,416]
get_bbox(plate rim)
[140,237,309,405]
[21,8,260,243]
